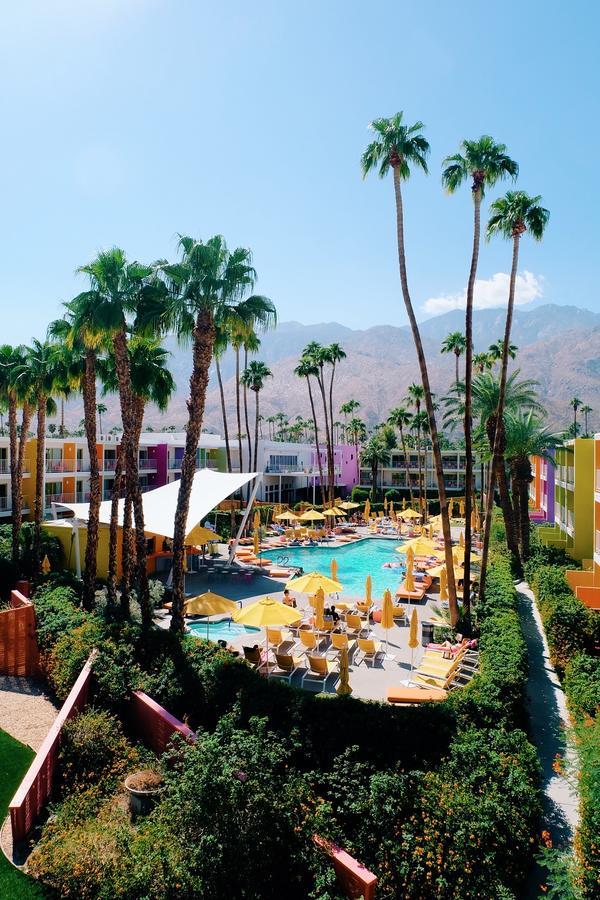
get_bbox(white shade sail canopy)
[55,469,258,539]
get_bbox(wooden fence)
[128,690,196,753]
[0,589,39,677]
[9,652,95,844]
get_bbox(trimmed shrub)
[33,585,86,654]
[351,487,369,502]
[564,654,600,721]
[530,565,597,674]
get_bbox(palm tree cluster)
[0,237,277,635]
[294,342,347,505]
[362,113,550,623]
[568,396,593,437]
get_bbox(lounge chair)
[326,631,356,660]
[242,645,269,673]
[298,629,327,654]
[356,638,384,666]
[345,614,369,637]
[266,628,296,654]
[391,605,407,624]
[271,652,305,683]
[356,601,373,619]
[387,686,448,704]
[301,654,339,690]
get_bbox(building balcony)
[138,459,157,470]
[168,457,183,470]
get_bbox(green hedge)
[528,563,600,897]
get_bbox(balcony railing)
[168,457,183,469]
[45,492,76,506]
[103,458,118,471]
[138,459,157,470]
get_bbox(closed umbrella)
[364,498,371,520]
[459,531,465,548]
[405,556,415,593]
[336,646,352,696]
[331,558,338,582]
[253,530,260,556]
[286,571,342,594]
[234,596,302,676]
[383,496,388,513]
[470,508,477,530]
[402,497,407,510]
[253,510,260,531]
[41,554,51,575]
[459,499,465,517]
[381,588,395,659]
[365,574,372,604]
[439,565,448,601]
[408,607,420,672]
[314,586,325,631]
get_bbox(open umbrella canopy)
[275,510,299,521]
[185,524,222,545]
[427,563,464,580]
[401,508,421,519]
[286,571,342,594]
[233,596,301,627]
[453,546,482,564]
[338,500,359,510]
[184,592,237,616]
[299,508,325,522]
[396,539,444,559]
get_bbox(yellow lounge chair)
[266,627,296,654]
[326,631,356,660]
[301,654,339,689]
[387,686,448,704]
[299,629,327,654]
[272,652,305,684]
[356,638,384,666]
[345,614,369,637]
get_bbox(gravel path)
[0,676,58,751]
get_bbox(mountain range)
[57,303,600,435]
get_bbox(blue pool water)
[263,538,406,597]
[187,619,261,639]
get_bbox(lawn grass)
[0,728,46,898]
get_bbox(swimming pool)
[263,538,406,597]
[187,619,261,640]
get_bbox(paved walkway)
[0,676,58,751]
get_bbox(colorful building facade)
[537,439,594,562]
[529,451,555,523]
[562,434,600,610]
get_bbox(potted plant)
[124,770,164,818]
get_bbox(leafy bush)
[564,655,600,721]
[576,716,600,898]
[33,585,86,654]
[530,565,597,674]
[350,487,369,502]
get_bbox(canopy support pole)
[71,518,81,578]
[228,475,262,567]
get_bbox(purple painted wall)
[543,449,556,523]
[154,444,168,487]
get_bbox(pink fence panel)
[9,652,96,844]
[129,690,196,754]
[314,836,377,899]
[0,590,39,676]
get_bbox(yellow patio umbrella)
[186,524,222,545]
[428,523,434,540]
[253,510,260,531]
[449,500,456,518]
[402,497,407,510]
[253,530,260,556]
[336,646,352,696]
[381,588,395,659]
[299,508,325,522]
[459,499,465,517]
[453,546,482,565]
[41,554,51,575]
[275,510,299,521]
[401,508,421,519]
[365,574,372,603]
[408,607,420,671]
[383,496,388,513]
[405,556,415,592]
[314,586,325,630]
[233,596,302,675]
[459,530,465,548]
[331,558,338,582]
[286,571,342,594]
[428,563,465,581]
[323,507,345,517]
[397,539,444,559]
[338,500,359,510]
[470,508,477,530]
[405,544,415,566]
[389,500,394,516]
[364,498,371,520]
[184,591,238,639]
[439,565,449,601]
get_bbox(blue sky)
[1,0,598,343]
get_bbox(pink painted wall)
[128,690,196,753]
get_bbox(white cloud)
[423,271,544,315]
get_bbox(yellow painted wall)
[43,521,122,580]
[22,439,38,518]
[573,439,594,560]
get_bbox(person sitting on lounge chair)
[283,588,297,608]
[328,605,340,624]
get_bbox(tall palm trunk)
[8,393,19,567]
[216,357,232,471]
[107,442,124,611]
[171,309,216,633]
[243,347,252,476]
[392,164,458,624]
[454,351,460,385]
[253,389,260,472]
[306,376,327,507]
[82,350,100,610]
[480,232,524,597]
[416,408,423,518]
[399,426,414,508]
[59,398,65,438]
[13,403,33,570]
[112,329,150,625]
[33,396,47,576]
[462,185,481,622]
[328,363,337,496]
[514,458,532,558]
[317,367,334,504]
[235,346,243,472]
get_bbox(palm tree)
[581,404,593,436]
[48,310,105,610]
[242,330,261,473]
[347,416,366,486]
[163,236,272,633]
[361,437,391,502]
[213,321,233,471]
[96,402,107,436]
[240,361,272,472]
[479,191,550,596]
[19,340,59,576]
[301,342,336,503]
[387,406,414,507]
[362,112,459,624]
[569,396,582,436]
[294,357,327,507]
[488,339,518,363]
[504,411,563,558]
[473,351,493,373]
[326,341,347,458]
[405,384,425,515]
[340,399,360,437]
[442,137,518,614]
[440,331,466,384]
[75,248,166,616]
